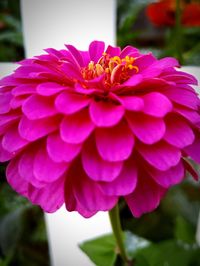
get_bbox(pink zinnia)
[0,41,199,218]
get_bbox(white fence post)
[20,1,116,265]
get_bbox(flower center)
[81,53,139,87]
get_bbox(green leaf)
[136,240,200,266]
[79,234,117,266]
[175,216,196,244]
[125,231,151,259]
[0,207,24,254]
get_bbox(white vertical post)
[21,1,116,265]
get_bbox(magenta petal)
[174,106,200,124]
[164,115,195,148]
[65,44,84,67]
[0,92,12,114]
[153,57,179,69]
[0,138,13,162]
[142,92,172,117]
[99,158,137,196]
[12,84,36,96]
[19,116,60,141]
[89,41,105,63]
[66,159,117,212]
[122,74,143,87]
[147,161,184,188]
[119,96,144,111]
[36,82,65,96]
[28,177,64,213]
[125,172,165,218]
[60,109,94,144]
[138,141,181,171]
[89,100,124,127]
[55,92,90,114]
[120,46,139,58]
[22,95,57,119]
[163,86,200,110]
[96,120,134,162]
[47,132,81,162]
[82,137,123,181]
[33,145,68,183]
[127,113,166,144]
[2,124,28,152]
[106,45,121,57]
[18,148,46,188]
[184,134,200,164]
[6,157,28,197]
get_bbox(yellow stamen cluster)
[81,53,139,85]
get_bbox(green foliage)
[0,177,50,266]
[80,182,200,266]
[0,0,24,62]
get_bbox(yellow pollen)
[82,53,139,84]
[88,61,95,71]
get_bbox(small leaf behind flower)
[79,234,117,266]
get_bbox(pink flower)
[0,41,199,218]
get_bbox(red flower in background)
[146,0,200,27]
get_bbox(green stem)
[109,204,131,265]
[175,0,184,64]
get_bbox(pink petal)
[55,92,90,114]
[10,96,26,109]
[138,141,181,171]
[125,171,165,218]
[36,82,66,96]
[12,84,36,96]
[135,53,156,70]
[99,157,137,196]
[61,62,82,80]
[164,115,195,148]
[28,177,64,213]
[2,124,29,152]
[152,57,179,69]
[89,41,105,63]
[120,46,139,58]
[162,71,198,85]
[174,106,200,124]
[0,137,13,162]
[66,158,117,212]
[60,109,94,144]
[106,45,121,57]
[95,120,134,161]
[22,95,57,119]
[65,44,84,67]
[142,92,172,117]
[127,113,166,144]
[82,137,123,181]
[118,96,144,111]
[19,116,60,141]
[47,132,81,162]
[163,86,200,110]
[0,112,20,135]
[18,148,47,188]
[6,157,28,197]
[0,92,12,114]
[184,134,200,164]
[121,74,143,87]
[89,100,124,127]
[33,145,68,183]
[147,161,184,188]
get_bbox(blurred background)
[0,0,200,265]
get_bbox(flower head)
[0,41,199,218]
[146,0,200,27]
